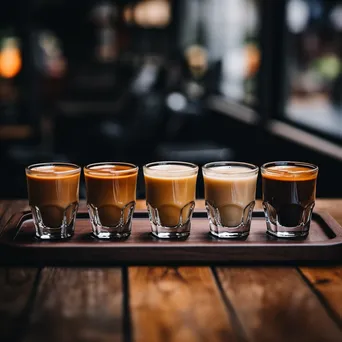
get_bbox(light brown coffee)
[84,164,138,226]
[144,164,197,226]
[26,165,80,228]
[204,166,257,227]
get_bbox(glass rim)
[84,162,139,175]
[202,161,258,175]
[261,161,319,175]
[144,161,199,173]
[26,162,81,175]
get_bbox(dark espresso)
[262,166,317,227]
[84,164,138,227]
[26,165,80,228]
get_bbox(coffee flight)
[26,161,318,240]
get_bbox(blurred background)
[0,0,341,199]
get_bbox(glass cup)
[26,162,81,240]
[202,162,258,238]
[84,162,138,239]
[143,161,198,239]
[261,161,319,238]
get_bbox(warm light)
[123,5,134,24]
[185,45,208,78]
[246,44,260,77]
[0,38,22,78]
[133,0,170,28]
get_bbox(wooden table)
[0,199,341,342]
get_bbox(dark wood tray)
[0,210,341,264]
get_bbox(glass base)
[209,223,250,239]
[91,223,132,240]
[150,221,191,239]
[88,203,134,240]
[31,204,78,240]
[146,201,194,239]
[205,201,254,239]
[263,201,313,239]
[266,220,310,239]
[35,224,75,240]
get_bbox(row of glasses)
[26,160,318,240]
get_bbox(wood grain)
[313,199,342,226]
[299,266,342,322]
[0,201,9,221]
[1,199,342,342]
[129,267,240,342]
[23,268,123,342]
[0,268,39,341]
[298,200,342,324]
[0,200,29,231]
[0,201,15,233]
[216,267,342,342]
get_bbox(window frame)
[257,0,342,144]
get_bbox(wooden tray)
[0,211,341,265]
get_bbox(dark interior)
[0,0,341,199]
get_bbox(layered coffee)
[144,164,198,227]
[84,163,138,238]
[26,163,81,239]
[203,166,258,227]
[262,165,317,228]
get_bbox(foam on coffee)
[145,164,197,178]
[28,165,79,178]
[263,166,317,181]
[85,164,138,178]
[204,166,257,180]
[31,165,55,171]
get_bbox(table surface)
[0,199,341,342]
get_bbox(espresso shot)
[26,163,81,240]
[203,162,258,238]
[84,162,138,239]
[144,161,198,239]
[262,161,318,238]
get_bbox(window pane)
[285,0,342,139]
[179,0,260,105]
